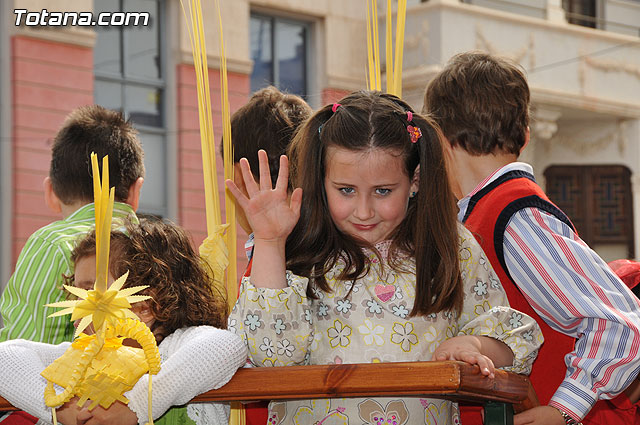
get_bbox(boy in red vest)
[423,51,640,425]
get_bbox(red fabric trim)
[242,257,253,281]
[0,412,39,424]
[608,260,640,290]
[582,393,640,425]
[244,402,270,425]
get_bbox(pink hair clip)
[406,110,421,143]
[407,125,422,143]
[332,103,341,113]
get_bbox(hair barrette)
[408,125,422,143]
[332,103,341,113]
[406,111,421,143]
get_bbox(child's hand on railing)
[55,397,88,425]
[73,401,138,425]
[54,397,139,425]
[432,334,515,379]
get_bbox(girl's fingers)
[240,158,259,196]
[258,150,272,191]
[472,355,494,378]
[434,351,449,361]
[275,155,289,193]
[454,351,495,378]
[225,179,249,209]
[485,358,496,378]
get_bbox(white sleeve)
[0,339,69,423]
[125,326,247,423]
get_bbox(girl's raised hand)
[225,150,302,245]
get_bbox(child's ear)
[125,177,144,211]
[43,177,62,214]
[410,166,420,195]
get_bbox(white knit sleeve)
[125,326,247,423]
[0,339,69,423]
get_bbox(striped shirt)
[0,202,137,344]
[458,162,640,419]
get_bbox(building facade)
[1,0,639,290]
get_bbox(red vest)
[462,170,576,405]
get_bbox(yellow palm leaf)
[75,316,93,337]
[64,285,89,299]
[47,307,76,319]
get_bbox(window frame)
[93,0,168,217]
[544,164,635,259]
[249,12,312,99]
[562,0,604,29]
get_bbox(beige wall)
[178,0,251,74]
[12,0,374,94]
[189,0,371,93]
[12,0,91,13]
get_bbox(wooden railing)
[0,361,538,424]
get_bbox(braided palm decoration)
[44,153,161,424]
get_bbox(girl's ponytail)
[410,116,463,316]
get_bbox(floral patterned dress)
[229,225,543,425]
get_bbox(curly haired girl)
[0,218,246,425]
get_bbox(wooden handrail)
[0,361,538,415]
[196,361,538,412]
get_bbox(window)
[562,0,598,28]
[250,13,309,97]
[94,0,166,216]
[545,165,634,261]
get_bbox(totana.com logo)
[14,9,150,27]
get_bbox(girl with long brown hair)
[226,91,541,424]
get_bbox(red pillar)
[11,35,93,265]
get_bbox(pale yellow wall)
[12,0,370,91]
[178,0,251,73]
[174,0,370,90]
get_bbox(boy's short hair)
[50,105,145,204]
[228,86,312,186]
[423,51,530,155]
